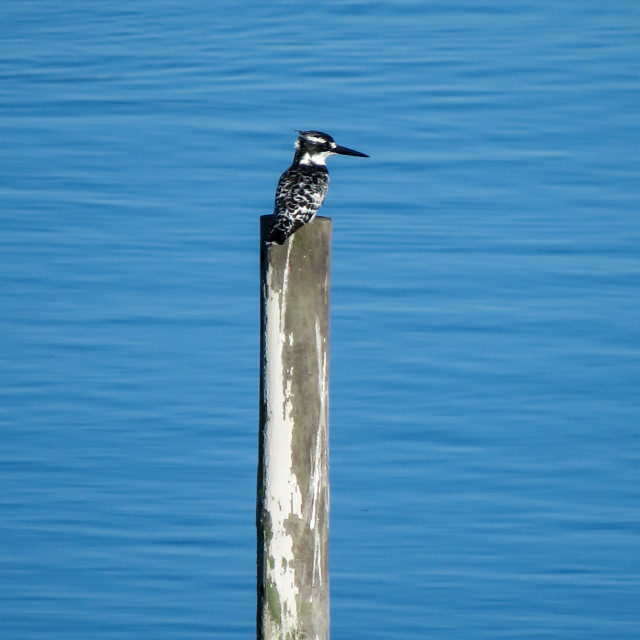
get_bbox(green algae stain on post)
[257,216,331,640]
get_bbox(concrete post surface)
[257,216,331,640]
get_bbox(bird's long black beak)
[333,144,369,158]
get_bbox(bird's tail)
[265,216,303,245]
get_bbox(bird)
[266,130,368,245]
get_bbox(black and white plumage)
[266,130,368,245]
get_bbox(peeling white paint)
[263,254,302,631]
[279,239,292,336]
[310,319,328,586]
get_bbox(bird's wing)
[274,167,329,218]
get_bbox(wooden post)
[257,215,331,640]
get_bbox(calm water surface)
[1,1,639,638]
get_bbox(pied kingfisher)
[266,130,368,245]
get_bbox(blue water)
[2,1,639,638]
